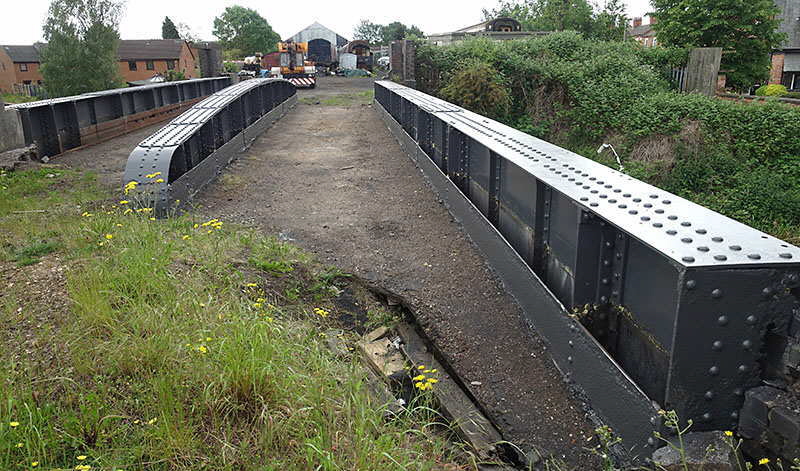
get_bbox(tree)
[651,0,786,90]
[176,22,199,42]
[212,6,280,56]
[482,0,625,40]
[40,0,123,97]
[353,19,383,44]
[380,21,424,44]
[162,16,180,39]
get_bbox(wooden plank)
[395,322,503,459]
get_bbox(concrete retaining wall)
[0,107,25,153]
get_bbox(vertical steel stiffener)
[123,78,296,214]
[374,80,800,455]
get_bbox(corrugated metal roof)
[1,45,41,62]
[117,39,185,60]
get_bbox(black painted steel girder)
[9,77,233,158]
[374,80,800,457]
[122,78,296,214]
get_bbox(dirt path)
[196,77,601,468]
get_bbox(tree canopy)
[212,5,280,56]
[40,0,123,97]
[353,20,425,45]
[162,16,179,39]
[482,0,627,41]
[651,0,785,90]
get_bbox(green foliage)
[482,0,628,40]
[416,32,800,242]
[222,61,240,73]
[352,19,424,45]
[440,61,510,119]
[755,84,789,97]
[651,0,786,91]
[164,70,186,81]
[40,0,124,97]
[212,5,280,56]
[161,16,180,39]
[1,93,36,104]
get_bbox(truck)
[269,41,316,89]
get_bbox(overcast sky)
[0,0,654,45]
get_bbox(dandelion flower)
[31,462,39,467]
[413,375,425,382]
[118,200,129,205]
[429,369,438,373]
[81,212,92,217]
[155,178,165,183]
[15,442,23,448]
[182,235,190,240]
[105,234,113,240]
[246,283,258,287]
[759,458,770,465]
[724,430,733,437]
[77,456,87,461]
[147,418,157,425]
[123,208,132,215]
[417,365,425,370]
[9,421,19,427]
[193,223,199,229]
[197,345,207,354]
[150,217,156,221]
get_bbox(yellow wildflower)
[197,345,207,354]
[145,172,161,179]
[155,178,165,183]
[207,230,213,234]
[118,200,129,205]
[253,303,263,308]
[429,369,438,373]
[81,211,92,217]
[206,337,212,342]
[427,378,438,384]
[77,456,87,461]
[724,431,733,437]
[123,208,132,214]
[105,234,113,240]
[193,223,199,229]
[123,181,138,194]
[149,217,156,221]
[417,365,425,370]
[413,375,426,381]
[31,462,39,467]
[15,442,23,448]
[147,418,157,425]
[759,458,770,465]
[246,282,258,287]
[9,421,19,427]
[182,235,190,240]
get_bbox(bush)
[755,84,788,97]
[439,61,510,119]
[415,32,800,241]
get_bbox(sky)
[0,0,654,45]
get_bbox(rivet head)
[705,391,714,400]
[602,278,609,285]
[738,364,749,373]
[667,230,677,235]
[714,255,728,261]
[702,412,711,421]
[600,296,608,303]
[712,237,723,242]
[729,245,742,251]
[730,411,739,419]
[748,254,761,260]
[698,246,710,252]
[712,340,724,350]
[712,289,723,299]
[683,256,695,263]
[762,287,773,297]
[742,340,753,350]
[686,280,697,289]
[746,315,757,325]
[717,315,728,326]
[696,229,708,234]
[681,221,691,227]
[654,223,663,228]
[568,356,573,363]
[709,366,720,376]
[647,437,655,446]
[780,253,793,259]
[681,237,692,243]
[734,388,743,397]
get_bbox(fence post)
[390,40,416,89]
[684,47,722,96]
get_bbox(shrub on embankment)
[415,32,800,242]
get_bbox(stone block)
[652,431,741,471]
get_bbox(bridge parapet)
[374,80,800,456]
[123,78,296,214]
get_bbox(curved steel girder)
[122,78,297,214]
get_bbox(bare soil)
[196,76,601,468]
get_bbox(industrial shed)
[286,22,348,67]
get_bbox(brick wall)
[14,62,43,85]
[0,49,16,93]
[770,53,785,85]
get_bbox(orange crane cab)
[269,40,317,88]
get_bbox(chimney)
[633,17,643,27]
[649,16,657,25]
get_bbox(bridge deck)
[57,77,600,467]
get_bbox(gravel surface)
[197,76,602,468]
[53,76,602,468]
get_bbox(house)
[286,22,348,67]
[627,16,657,47]
[0,44,45,92]
[0,39,217,94]
[427,18,549,46]
[769,0,800,91]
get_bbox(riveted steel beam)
[9,77,232,158]
[374,80,800,458]
[122,78,296,215]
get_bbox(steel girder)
[374,80,800,457]
[123,78,296,215]
[9,77,232,158]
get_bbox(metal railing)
[9,77,232,158]
[374,80,800,456]
[123,78,296,215]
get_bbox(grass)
[1,93,37,104]
[299,90,375,107]
[0,168,469,470]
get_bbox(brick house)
[627,17,658,47]
[769,0,800,91]
[0,39,207,93]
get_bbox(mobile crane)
[269,40,316,88]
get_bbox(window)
[19,63,28,72]
[166,60,175,70]
[23,80,31,85]
[128,61,137,71]
[146,60,154,70]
